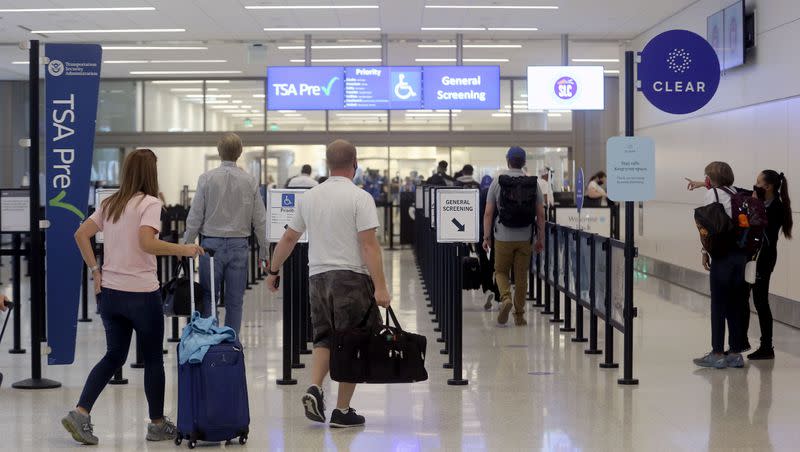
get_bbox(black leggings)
[746,269,774,347]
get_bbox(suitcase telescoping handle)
[188,249,216,322]
[1,300,14,344]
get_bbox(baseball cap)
[506,146,526,160]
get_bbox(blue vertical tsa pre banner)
[45,43,102,365]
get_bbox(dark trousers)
[744,250,777,347]
[78,288,165,420]
[709,252,749,354]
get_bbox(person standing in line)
[482,146,545,326]
[538,167,554,208]
[688,162,749,369]
[586,171,608,206]
[63,149,204,445]
[267,139,391,428]
[287,164,319,188]
[184,133,268,336]
[427,160,456,186]
[456,164,480,188]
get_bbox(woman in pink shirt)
[61,149,203,446]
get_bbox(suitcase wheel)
[239,435,248,445]
[188,439,197,449]
[174,437,182,446]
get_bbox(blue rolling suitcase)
[175,252,250,449]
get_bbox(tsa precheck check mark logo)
[321,76,339,96]
[49,190,85,220]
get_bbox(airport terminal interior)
[1,0,800,451]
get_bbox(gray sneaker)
[693,352,727,369]
[62,410,99,445]
[726,353,745,368]
[146,417,178,441]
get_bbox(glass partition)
[206,80,265,132]
[329,111,388,131]
[97,81,142,132]
[512,79,573,131]
[144,81,204,132]
[266,110,326,132]
[451,80,512,131]
[450,146,570,191]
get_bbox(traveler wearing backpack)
[690,162,752,369]
[482,147,545,326]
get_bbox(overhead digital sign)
[422,65,501,110]
[267,66,344,110]
[265,65,500,111]
[345,66,423,110]
[526,66,605,111]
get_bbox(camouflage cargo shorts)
[309,270,380,348]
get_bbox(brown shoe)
[514,315,527,326]
[498,302,513,325]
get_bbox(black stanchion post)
[600,238,618,369]
[542,224,553,315]
[277,251,297,385]
[167,256,181,343]
[130,334,144,369]
[13,40,61,390]
[299,244,311,355]
[447,244,467,386]
[550,227,563,324]
[78,263,92,322]
[572,231,587,343]
[585,234,602,354]
[561,229,575,333]
[440,243,451,359]
[291,249,304,369]
[532,253,544,308]
[108,367,128,385]
[9,234,25,354]
[619,50,639,385]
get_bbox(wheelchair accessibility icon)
[393,73,418,100]
[281,193,295,208]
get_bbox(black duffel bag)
[162,258,203,317]
[462,256,482,290]
[330,306,428,384]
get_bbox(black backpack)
[694,188,736,258]
[498,175,538,228]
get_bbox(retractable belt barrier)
[276,244,310,386]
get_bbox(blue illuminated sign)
[345,66,422,109]
[266,65,500,110]
[422,66,500,110]
[267,66,344,110]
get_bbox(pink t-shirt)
[89,194,162,293]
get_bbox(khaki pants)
[494,240,532,316]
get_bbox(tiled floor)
[0,250,798,451]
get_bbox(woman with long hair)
[62,149,203,446]
[746,170,793,360]
[586,171,608,206]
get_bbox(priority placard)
[436,189,480,243]
[267,188,308,243]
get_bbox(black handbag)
[162,258,203,317]
[330,306,428,384]
[462,256,481,290]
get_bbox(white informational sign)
[267,188,308,243]
[527,66,605,111]
[0,189,30,232]
[429,187,436,229]
[94,188,119,244]
[436,189,480,243]
[606,136,656,202]
[423,187,431,219]
[555,208,612,237]
[415,186,423,209]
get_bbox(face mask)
[753,185,766,200]
[704,176,712,189]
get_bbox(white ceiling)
[0,0,697,79]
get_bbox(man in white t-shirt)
[267,139,390,429]
[287,164,319,188]
[538,167,554,207]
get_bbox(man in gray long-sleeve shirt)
[185,133,267,334]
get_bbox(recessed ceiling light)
[491,113,512,117]
[466,44,522,48]
[232,100,243,104]
[170,88,202,92]
[335,113,388,117]
[278,44,382,50]
[289,58,382,63]
[604,69,620,74]
[210,105,234,109]
[253,94,266,98]
[149,60,227,63]
[425,5,558,9]
[0,7,156,12]
[151,80,230,84]
[277,110,296,113]
[487,27,539,31]
[103,46,208,50]
[573,58,620,63]
[207,80,230,84]
[131,70,241,75]
[222,109,244,113]
[421,27,486,31]
[103,60,148,64]
[547,113,563,117]
[251,109,261,113]
[246,5,378,9]
[12,61,28,65]
[414,58,508,62]
[264,27,380,32]
[185,94,232,98]
[32,28,185,34]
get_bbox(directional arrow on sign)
[451,218,465,232]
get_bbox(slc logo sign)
[554,76,577,100]
[281,193,295,208]
[638,29,721,115]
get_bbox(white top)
[289,176,380,276]
[538,177,554,207]
[287,174,319,188]
[704,187,733,218]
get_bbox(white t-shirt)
[704,187,733,218]
[538,177,554,207]
[289,176,380,276]
[287,174,319,188]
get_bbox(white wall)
[627,0,800,301]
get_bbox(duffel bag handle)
[384,306,404,332]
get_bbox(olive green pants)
[494,240,532,315]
